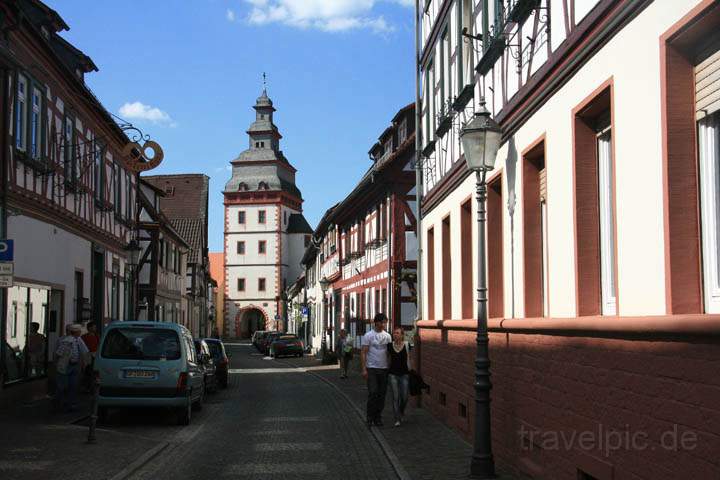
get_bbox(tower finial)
[262,72,267,94]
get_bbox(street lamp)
[319,276,330,356]
[460,100,502,479]
[124,239,142,321]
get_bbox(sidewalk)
[311,358,515,480]
[0,386,164,480]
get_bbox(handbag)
[408,369,429,396]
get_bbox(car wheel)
[177,400,191,426]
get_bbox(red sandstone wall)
[418,327,720,480]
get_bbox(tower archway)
[235,306,269,338]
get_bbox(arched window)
[238,182,248,191]
[258,181,269,190]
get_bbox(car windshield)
[101,328,181,360]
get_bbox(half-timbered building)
[305,104,418,353]
[1,0,138,389]
[415,0,720,478]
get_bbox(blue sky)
[45,0,416,252]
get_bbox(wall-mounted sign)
[123,140,164,173]
[0,239,14,262]
[0,261,13,288]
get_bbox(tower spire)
[262,72,267,95]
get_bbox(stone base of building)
[417,319,720,480]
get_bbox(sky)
[45,0,416,252]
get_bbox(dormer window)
[164,185,175,196]
[238,182,248,191]
[258,181,269,190]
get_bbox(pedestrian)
[360,313,392,427]
[26,322,46,377]
[54,324,89,412]
[335,329,353,379]
[81,322,100,392]
[387,327,412,427]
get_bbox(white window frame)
[597,128,617,315]
[30,86,41,159]
[698,113,720,313]
[541,200,549,317]
[15,75,27,151]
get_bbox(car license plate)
[125,370,156,379]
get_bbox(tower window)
[237,278,245,291]
[258,278,266,291]
[259,240,267,254]
[237,241,245,254]
[238,211,246,224]
[258,210,266,224]
[259,181,269,190]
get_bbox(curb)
[108,441,170,480]
[302,367,412,480]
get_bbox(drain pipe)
[413,0,424,346]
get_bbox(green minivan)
[95,321,205,425]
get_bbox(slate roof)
[287,213,313,234]
[143,174,209,264]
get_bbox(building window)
[258,210,266,224]
[30,86,42,159]
[258,278,266,291]
[258,240,266,254]
[441,216,451,319]
[94,142,105,202]
[238,211,246,224]
[698,112,720,313]
[523,140,546,318]
[596,126,617,316]
[460,200,473,319]
[10,301,17,338]
[63,113,75,180]
[125,172,132,220]
[111,263,119,321]
[427,227,435,320]
[238,278,245,291]
[238,182,248,191]
[488,176,504,318]
[15,75,27,151]
[573,84,615,317]
[237,241,245,255]
[259,181,269,190]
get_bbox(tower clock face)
[123,140,164,173]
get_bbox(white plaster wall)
[422,0,703,319]
[10,214,92,326]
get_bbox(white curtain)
[597,131,617,315]
[698,114,720,313]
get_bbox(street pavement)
[0,341,506,479]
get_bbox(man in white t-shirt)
[361,313,392,427]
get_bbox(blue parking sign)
[0,240,13,262]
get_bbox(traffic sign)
[0,263,13,275]
[0,240,13,262]
[301,306,309,316]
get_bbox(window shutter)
[696,47,720,119]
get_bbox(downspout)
[0,66,8,388]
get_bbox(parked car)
[251,330,266,350]
[260,332,281,355]
[194,339,218,394]
[204,338,228,388]
[95,321,204,426]
[269,335,304,358]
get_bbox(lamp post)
[460,100,502,479]
[319,276,330,356]
[125,239,141,321]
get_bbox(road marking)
[0,460,54,471]
[107,442,169,480]
[224,463,327,475]
[248,429,291,435]
[261,416,319,422]
[254,442,323,452]
[229,364,338,374]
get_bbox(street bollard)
[86,371,99,444]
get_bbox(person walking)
[26,322,46,377]
[54,324,89,412]
[387,327,412,427]
[336,329,353,379]
[81,322,99,391]
[361,313,392,427]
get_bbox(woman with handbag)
[336,329,353,379]
[387,327,411,427]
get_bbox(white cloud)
[118,101,175,127]
[243,0,411,33]
[226,9,236,22]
